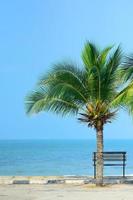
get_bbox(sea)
[0,139,133,176]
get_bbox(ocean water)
[0,139,133,176]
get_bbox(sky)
[1,0,133,140]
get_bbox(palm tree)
[25,42,132,186]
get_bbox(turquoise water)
[0,139,133,176]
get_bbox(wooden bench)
[93,152,126,178]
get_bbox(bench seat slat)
[103,156,126,158]
[93,158,126,160]
[93,160,126,162]
[93,159,126,162]
[98,152,126,154]
[93,164,126,166]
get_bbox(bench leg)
[94,164,96,179]
[123,164,125,177]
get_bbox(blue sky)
[1,0,133,139]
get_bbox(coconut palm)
[25,42,132,186]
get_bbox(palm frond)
[100,45,122,101]
[25,63,89,115]
[82,41,99,70]
[121,55,133,81]
[111,80,133,109]
[100,45,113,65]
[25,86,80,116]
[38,63,88,102]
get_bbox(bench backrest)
[93,152,126,165]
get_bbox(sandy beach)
[0,184,133,200]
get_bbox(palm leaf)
[82,41,99,69]
[25,86,80,116]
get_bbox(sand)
[0,184,133,200]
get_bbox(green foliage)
[25,42,133,129]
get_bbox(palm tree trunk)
[96,124,104,186]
